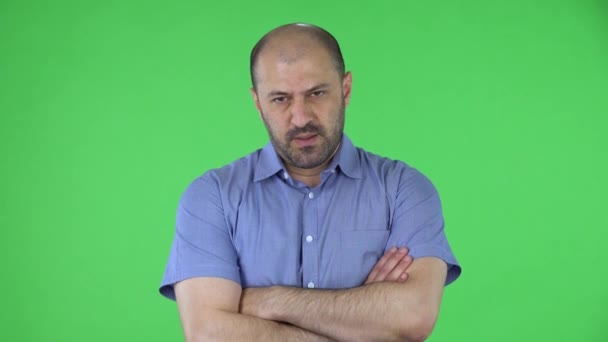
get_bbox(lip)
[292,133,318,147]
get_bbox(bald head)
[250,23,345,90]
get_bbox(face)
[251,43,352,170]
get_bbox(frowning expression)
[251,42,352,169]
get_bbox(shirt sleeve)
[385,166,461,285]
[159,172,241,301]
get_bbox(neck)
[285,144,340,188]
[286,162,328,188]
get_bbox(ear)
[250,87,263,119]
[342,71,353,107]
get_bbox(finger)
[374,247,409,281]
[383,255,413,282]
[375,246,398,269]
[367,247,409,283]
[365,246,398,284]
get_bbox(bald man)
[160,23,461,341]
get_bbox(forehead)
[255,42,340,92]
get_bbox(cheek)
[261,112,287,133]
[263,106,290,123]
[316,100,341,121]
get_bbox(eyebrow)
[266,83,330,99]
[307,83,330,92]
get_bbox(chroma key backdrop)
[1,0,606,341]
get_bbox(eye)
[271,96,288,103]
[311,90,325,97]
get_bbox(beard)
[262,103,345,170]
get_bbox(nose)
[290,96,313,128]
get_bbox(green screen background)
[1,0,606,340]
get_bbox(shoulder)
[180,149,263,207]
[356,147,438,198]
[357,147,410,175]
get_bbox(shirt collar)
[254,141,286,182]
[327,134,362,179]
[254,134,362,182]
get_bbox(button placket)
[301,189,319,289]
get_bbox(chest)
[229,176,393,289]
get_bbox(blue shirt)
[160,135,461,300]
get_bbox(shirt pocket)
[338,230,390,288]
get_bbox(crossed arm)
[175,248,447,342]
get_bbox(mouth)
[292,133,319,147]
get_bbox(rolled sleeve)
[159,173,241,300]
[385,167,461,285]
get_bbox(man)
[160,23,461,341]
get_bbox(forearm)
[254,283,425,341]
[242,258,447,342]
[186,310,333,342]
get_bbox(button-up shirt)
[160,135,460,300]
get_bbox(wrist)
[263,286,286,321]
[242,286,284,320]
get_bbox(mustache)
[286,123,324,140]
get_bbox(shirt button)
[306,235,313,243]
[307,282,315,289]
[283,171,289,179]
[308,192,314,199]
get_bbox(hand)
[364,246,413,285]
